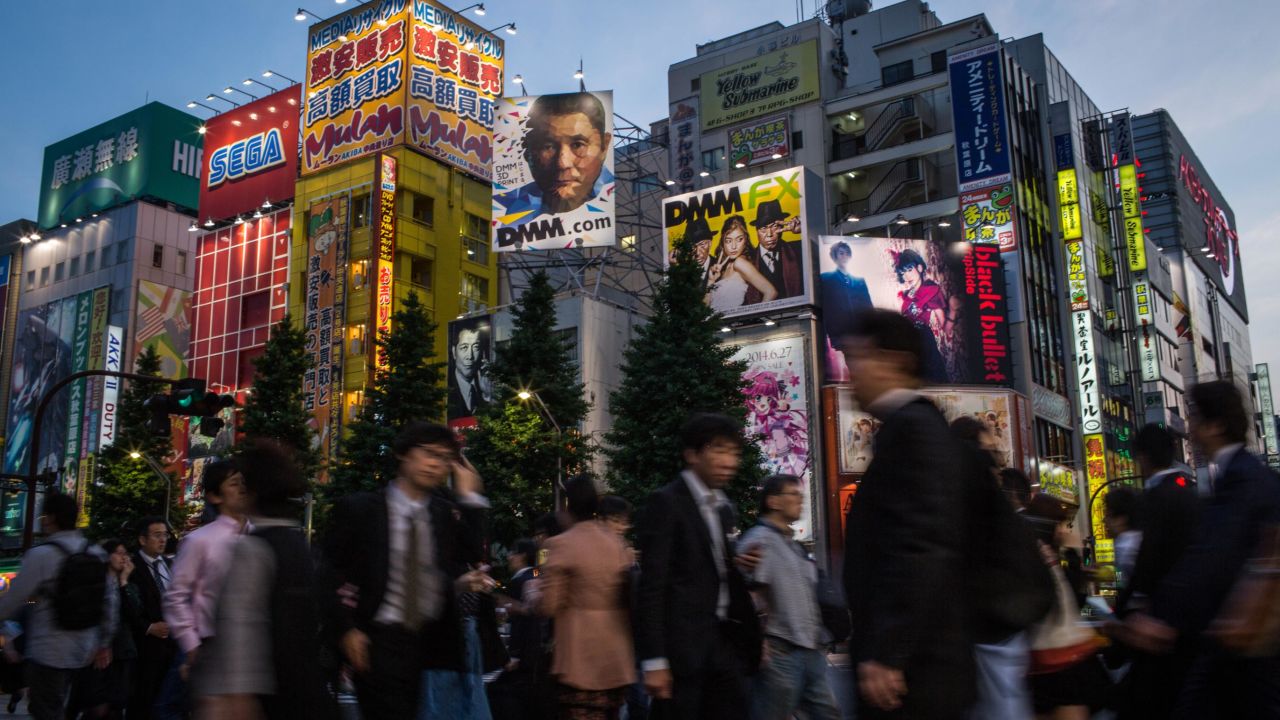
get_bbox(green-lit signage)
[700,40,819,131]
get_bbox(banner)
[959,181,1016,251]
[98,325,125,450]
[1038,460,1079,505]
[373,155,397,371]
[949,44,1012,192]
[728,115,790,168]
[700,40,819,131]
[62,292,94,494]
[732,336,813,541]
[135,281,192,379]
[492,91,615,251]
[668,100,699,195]
[1133,274,1158,382]
[818,235,1012,386]
[1073,309,1102,434]
[1084,433,1112,563]
[303,197,350,464]
[662,167,813,319]
[4,299,76,475]
[1258,364,1278,458]
[1119,164,1147,272]
[200,86,301,222]
[446,315,494,430]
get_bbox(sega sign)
[207,128,286,188]
[198,85,301,222]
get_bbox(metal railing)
[831,97,919,161]
[835,158,923,221]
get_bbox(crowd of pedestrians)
[0,306,1276,719]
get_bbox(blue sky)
[3,0,1278,368]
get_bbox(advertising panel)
[492,91,616,251]
[700,40,819,131]
[373,155,397,371]
[1083,433,1113,563]
[1038,461,1079,506]
[1133,274,1158,382]
[728,115,790,168]
[1057,169,1082,241]
[4,299,76,475]
[38,102,203,229]
[62,292,94,495]
[98,325,125,451]
[732,336,813,541]
[668,100,699,195]
[1177,152,1246,318]
[662,167,813,319]
[135,281,192,379]
[959,181,1016,251]
[1119,164,1147,272]
[818,235,1012,386]
[199,86,302,222]
[1258,364,1278,458]
[81,288,110,458]
[1066,240,1088,311]
[303,197,350,464]
[1073,310,1103,434]
[446,315,494,430]
[949,44,1012,192]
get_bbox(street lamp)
[516,389,564,510]
[457,2,486,15]
[225,86,258,101]
[129,451,173,529]
[206,94,239,108]
[295,7,324,22]
[244,77,277,93]
[186,100,220,114]
[263,69,299,84]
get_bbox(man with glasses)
[129,516,175,719]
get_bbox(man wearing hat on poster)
[672,217,716,286]
[746,199,804,304]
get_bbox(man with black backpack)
[0,492,116,720]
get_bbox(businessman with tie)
[129,516,177,719]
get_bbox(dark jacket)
[842,397,975,716]
[324,486,485,671]
[636,477,762,678]
[745,241,804,304]
[1117,468,1199,616]
[113,582,143,661]
[820,269,873,351]
[128,552,176,665]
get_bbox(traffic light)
[142,379,237,437]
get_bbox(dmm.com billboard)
[200,86,301,222]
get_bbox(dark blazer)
[820,269,873,351]
[1117,469,1199,616]
[129,553,176,663]
[842,397,975,716]
[447,377,487,419]
[1152,448,1280,637]
[324,486,486,671]
[636,477,761,678]
[745,241,803,304]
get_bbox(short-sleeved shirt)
[740,521,824,650]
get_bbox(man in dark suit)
[636,413,762,719]
[820,240,873,352]
[324,422,492,718]
[745,199,804,304]
[840,309,974,719]
[1122,381,1280,717]
[448,321,492,420]
[128,516,176,719]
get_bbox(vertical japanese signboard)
[98,326,125,451]
[1083,433,1113,563]
[1119,164,1147,273]
[373,155,397,372]
[949,44,1012,193]
[668,100,699,195]
[1073,311,1102,434]
[1257,363,1279,461]
[303,197,349,465]
[1133,277,1158,382]
[62,292,93,495]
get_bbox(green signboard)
[700,40,819,131]
[38,102,204,230]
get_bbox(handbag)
[1208,524,1280,658]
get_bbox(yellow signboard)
[1084,433,1113,563]
[700,40,819,131]
[1119,164,1146,272]
[1057,169,1082,240]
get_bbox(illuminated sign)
[1083,433,1113,564]
[207,128,286,188]
[98,326,124,449]
[1258,363,1278,457]
[1179,154,1240,298]
[373,155,397,372]
[198,87,301,221]
[728,115,791,168]
[1133,274,1158,382]
[1057,169,1082,240]
[949,43,1012,192]
[1067,240,1088,311]
[1038,461,1078,505]
[959,182,1016,251]
[699,41,819,132]
[1119,164,1146,272]
[1074,309,1102,433]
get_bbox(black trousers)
[1171,649,1280,720]
[128,654,171,720]
[651,625,748,720]
[353,624,423,719]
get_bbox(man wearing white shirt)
[129,517,176,719]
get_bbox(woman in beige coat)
[534,476,636,719]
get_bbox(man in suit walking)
[820,240,873,353]
[840,309,974,719]
[637,413,762,719]
[128,516,176,719]
[325,421,493,718]
[745,199,803,304]
[1122,381,1280,717]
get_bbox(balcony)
[832,154,955,223]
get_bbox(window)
[100,244,111,267]
[464,213,487,241]
[881,60,914,87]
[791,131,804,151]
[408,191,434,226]
[701,147,723,172]
[409,256,433,290]
[460,271,488,312]
[931,51,947,74]
[152,244,164,269]
[25,270,34,291]
[691,77,700,92]
[621,234,638,253]
[84,250,95,274]
[54,262,65,282]
[116,240,132,265]
[632,173,658,195]
[177,251,188,276]
[39,267,49,287]
[352,192,372,229]
[552,327,579,364]
[462,235,488,265]
[69,257,80,277]
[461,213,489,264]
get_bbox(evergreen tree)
[326,291,446,500]
[604,237,765,522]
[466,271,592,547]
[239,314,320,479]
[88,345,190,539]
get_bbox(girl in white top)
[705,215,777,313]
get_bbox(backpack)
[45,541,108,631]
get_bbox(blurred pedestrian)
[0,493,115,720]
[635,413,762,719]
[324,422,492,719]
[598,495,647,720]
[598,495,633,539]
[839,309,973,719]
[535,476,635,719]
[491,539,542,720]
[1103,488,1142,590]
[1001,468,1032,513]
[129,515,176,719]
[739,474,841,720]
[1122,381,1280,717]
[195,439,336,720]
[83,539,143,719]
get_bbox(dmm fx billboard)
[373,155,397,371]
[200,86,301,222]
[303,0,504,179]
[700,40,819,131]
[662,167,816,319]
[491,91,615,251]
[949,44,1012,192]
[38,102,204,230]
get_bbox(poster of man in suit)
[447,315,494,428]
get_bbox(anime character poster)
[818,235,1012,386]
[731,335,813,541]
[4,299,76,476]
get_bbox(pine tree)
[466,271,592,547]
[87,345,190,539]
[326,291,446,500]
[604,237,766,522]
[239,314,320,479]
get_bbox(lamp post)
[517,390,563,510]
[129,451,173,530]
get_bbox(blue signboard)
[949,44,1012,192]
[1053,134,1074,172]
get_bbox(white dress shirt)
[374,483,444,626]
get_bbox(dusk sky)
[2,0,1277,368]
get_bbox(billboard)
[732,336,813,541]
[38,102,203,229]
[199,86,301,222]
[446,315,494,430]
[668,100,700,195]
[98,326,124,450]
[818,235,1012,386]
[491,91,616,251]
[1072,309,1103,434]
[1119,164,1147,272]
[700,40,819,131]
[302,0,504,179]
[5,299,76,475]
[948,44,1012,192]
[373,155,397,371]
[1038,460,1079,505]
[662,167,814,319]
[959,181,1016,252]
[1178,152,1246,318]
[135,281,192,379]
[303,197,350,464]
[1133,275,1159,382]
[1258,364,1278,458]
[728,115,790,169]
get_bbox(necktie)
[468,379,481,412]
[153,559,169,593]
[403,511,421,631]
[765,251,776,272]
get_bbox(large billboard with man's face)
[491,91,616,251]
[446,315,494,429]
[662,167,813,319]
